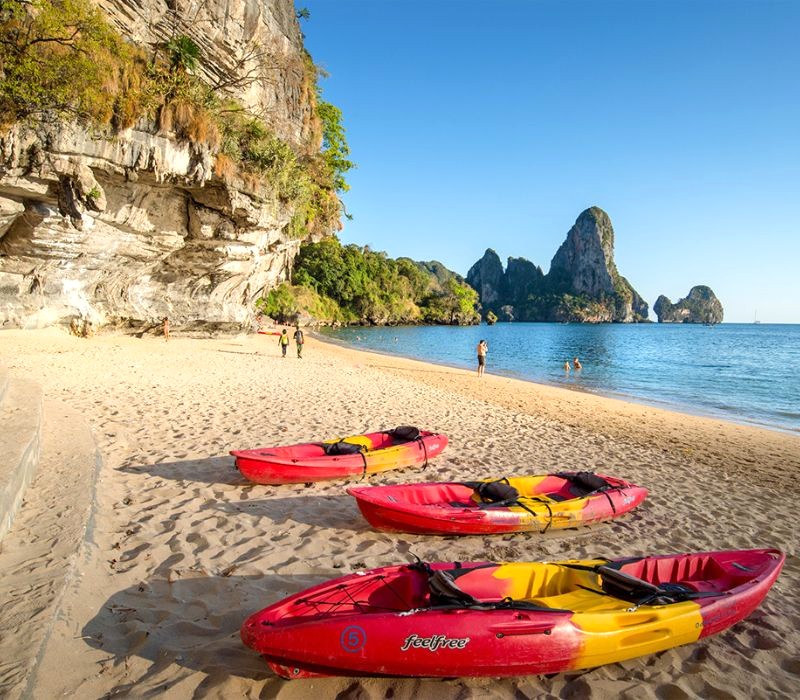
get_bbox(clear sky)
[300,0,799,323]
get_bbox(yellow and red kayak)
[241,548,784,679]
[231,426,448,484]
[348,472,647,534]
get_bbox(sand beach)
[1,328,798,699]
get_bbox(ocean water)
[319,323,800,434]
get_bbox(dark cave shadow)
[118,455,250,486]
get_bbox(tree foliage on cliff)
[259,238,479,325]
[0,0,352,235]
[0,0,142,126]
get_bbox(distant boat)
[754,310,761,325]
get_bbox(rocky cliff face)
[466,249,505,306]
[505,257,544,307]
[549,207,616,298]
[468,207,648,323]
[97,0,314,151]
[0,0,323,330]
[654,286,724,324]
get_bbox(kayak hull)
[241,549,784,679]
[348,473,647,534]
[231,430,448,484]
[242,549,784,678]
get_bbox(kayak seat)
[322,434,374,456]
[597,566,696,605]
[547,493,568,502]
[323,440,367,456]
[463,479,520,504]
[429,570,481,607]
[559,471,613,497]
[387,425,421,444]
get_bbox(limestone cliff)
[0,0,330,330]
[654,286,724,324]
[505,257,545,308]
[466,249,505,307]
[95,0,315,151]
[467,207,648,323]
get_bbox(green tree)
[316,99,354,193]
[257,284,298,322]
[0,0,140,126]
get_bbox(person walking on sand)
[162,317,170,342]
[573,357,582,371]
[279,329,290,357]
[293,325,305,358]
[476,339,488,377]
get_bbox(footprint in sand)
[747,630,780,650]
[780,656,800,676]
[654,683,691,700]
[120,543,149,562]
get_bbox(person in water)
[279,329,290,357]
[564,360,571,373]
[573,357,582,370]
[293,325,304,358]
[477,339,488,377]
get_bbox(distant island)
[467,207,649,323]
[654,286,724,324]
[261,209,727,327]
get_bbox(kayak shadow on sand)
[119,455,250,486]
[81,571,335,686]
[215,495,622,543]
[216,495,372,533]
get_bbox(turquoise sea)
[320,323,800,434]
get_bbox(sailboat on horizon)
[754,310,761,324]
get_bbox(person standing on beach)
[477,339,488,377]
[162,317,170,342]
[293,326,305,358]
[279,329,290,357]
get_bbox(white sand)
[1,328,798,699]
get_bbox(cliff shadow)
[119,455,249,486]
[80,570,338,685]
[216,494,371,533]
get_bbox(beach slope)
[0,329,797,699]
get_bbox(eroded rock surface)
[0,0,324,330]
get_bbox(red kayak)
[241,548,784,679]
[348,472,647,535]
[231,426,447,484]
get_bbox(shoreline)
[1,328,798,698]
[313,328,800,439]
[308,324,800,436]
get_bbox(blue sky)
[300,0,799,323]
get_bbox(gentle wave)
[320,323,800,434]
